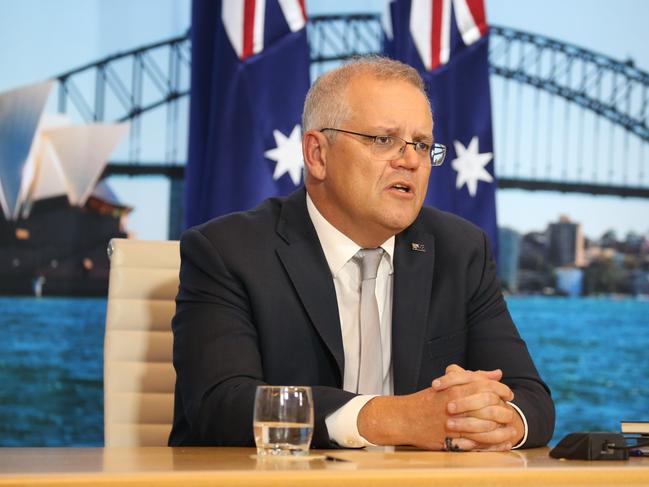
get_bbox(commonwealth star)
[451,136,493,197]
[264,124,304,186]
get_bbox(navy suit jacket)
[169,188,554,448]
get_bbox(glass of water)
[253,385,314,456]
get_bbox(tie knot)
[355,248,384,281]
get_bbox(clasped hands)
[432,364,523,451]
[357,364,524,451]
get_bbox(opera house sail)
[0,81,130,296]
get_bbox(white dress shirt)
[305,193,528,449]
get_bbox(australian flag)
[384,0,498,258]
[185,0,310,228]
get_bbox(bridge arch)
[51,14,648,199]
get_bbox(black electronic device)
[549,432,629,460]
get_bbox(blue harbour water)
[0,297,106,446]
[0,296,647,447]
[507,296,649,438]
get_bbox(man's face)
[319,74,433,246]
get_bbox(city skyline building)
[548,216,586,268]
[498,227,521,293]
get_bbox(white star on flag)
[264,124,304,186]
[451,136,494,197]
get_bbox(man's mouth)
[390,183,413,194]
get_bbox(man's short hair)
[302,56,431,133]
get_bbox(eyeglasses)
[320,127,446,166]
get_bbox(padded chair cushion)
[104,239,179,446]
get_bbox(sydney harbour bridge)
[53,14,649,238]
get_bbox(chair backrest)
[104,238,179,446]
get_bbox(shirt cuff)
[325,395,379,448]
[507,401,529,449]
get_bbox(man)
[169,57,554,450]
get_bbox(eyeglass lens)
[370,138,445,165]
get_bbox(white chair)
[103,238,179,446]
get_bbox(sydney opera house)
[0,81,130,295]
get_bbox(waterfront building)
[518,232,554,293]
[0,82,130,296]
[632,270,649,295]
[498,227,521,292]
[548,215,586,267]
[555,267,584,296]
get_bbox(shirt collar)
[306,192,394,277]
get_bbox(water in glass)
[253,385,313,456]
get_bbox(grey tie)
[355,248,384,395]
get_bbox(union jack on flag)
[385,0,499,259]
[405,0,487,69]
[221,0,307,59]
[185,0,310,228]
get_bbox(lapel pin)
[411,242,426,252]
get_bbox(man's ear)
[302,130,328,181]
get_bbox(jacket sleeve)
[170,227,356,447]
[464,232,555,447]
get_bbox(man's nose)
[392,143,421,169]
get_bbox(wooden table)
[0,447,647,486]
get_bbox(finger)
[433,368,502,391]
[444,437,512,452]
[432,371,467,390]
[461,426,518,445]
[471,441,513,452]
[482,369,503,381]
[444,364,465,375]
[446,416,500,434]
[447,383,514,410]
[445,364,502,381]
[444,437,479,451]
[454,404,515,424]
[448,391,503,414]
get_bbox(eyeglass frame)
[319,127,446,166]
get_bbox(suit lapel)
[392,221,435,395]
[275,190,345,379]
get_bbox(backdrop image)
[0,0,648,447]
